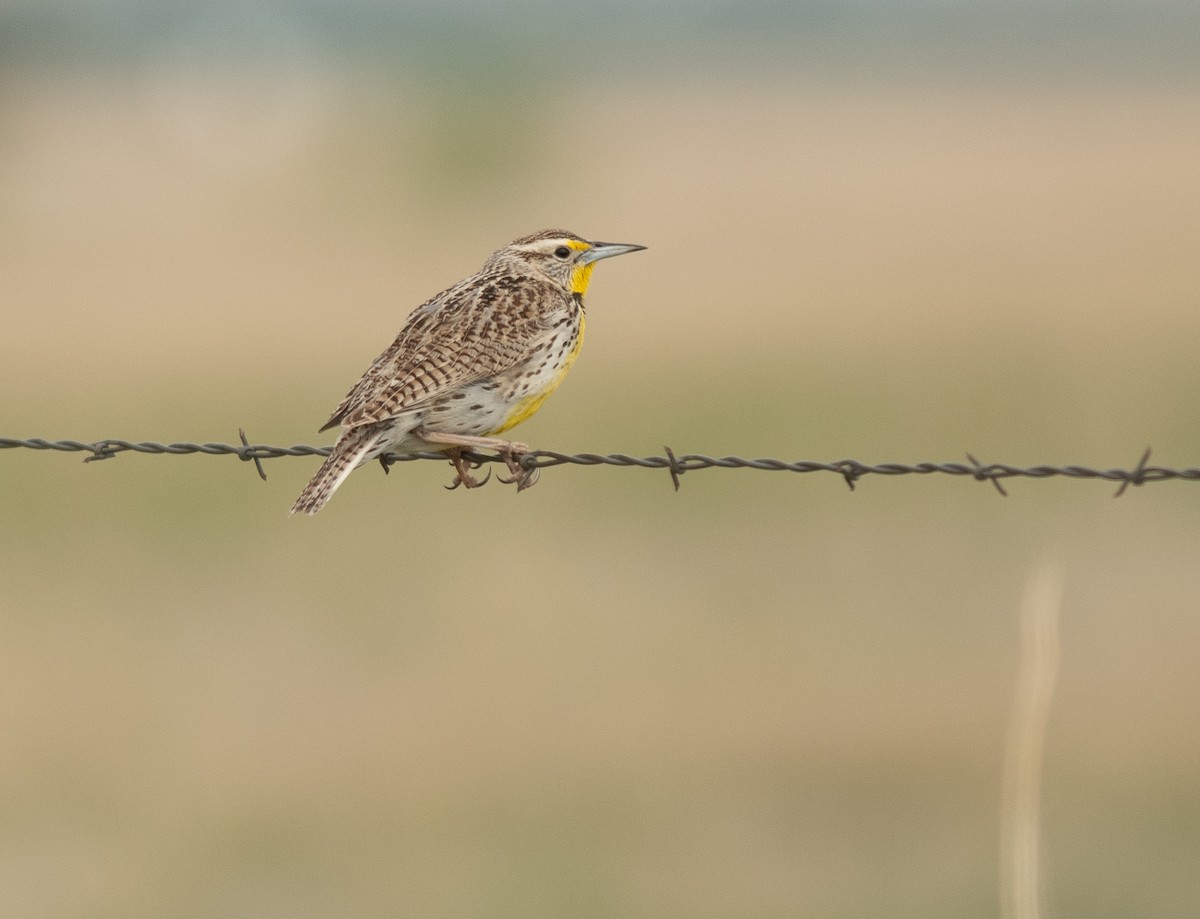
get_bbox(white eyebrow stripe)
[513,238,582,255]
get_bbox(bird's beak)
[578,241,647,264]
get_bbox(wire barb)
[834,460,866,492]
[966,452,1009,497]
[239,428,268,481]
[1113,447,1152,498]
[664,446,683,492]
[82,439,119,463]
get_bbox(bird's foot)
[445,448,492,490]
[496,445,539,491]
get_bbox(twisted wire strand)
[2,436,1196,496]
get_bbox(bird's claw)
[445,454,492,490]
[496,450,540,491]
[445,445,538,492]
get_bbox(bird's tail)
[290,426,382,516]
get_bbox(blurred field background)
[2,2,1200,917]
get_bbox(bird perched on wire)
[290,229,645,515]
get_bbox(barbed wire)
[2,434,1197,497]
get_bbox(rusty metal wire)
[2,435,1197,497]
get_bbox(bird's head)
[492,229,646,296]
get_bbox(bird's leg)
[416,429,531,455]
[415,429,536,491]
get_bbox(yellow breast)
[490,313,586,435]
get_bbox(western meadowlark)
[290,229,645,515]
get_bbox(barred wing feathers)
[318,275,555,432]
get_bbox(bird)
[290,229,645,515]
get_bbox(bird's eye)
[554,246,571,259]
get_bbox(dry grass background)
[2,11,1199,916]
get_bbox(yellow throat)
[568,239,596,294]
